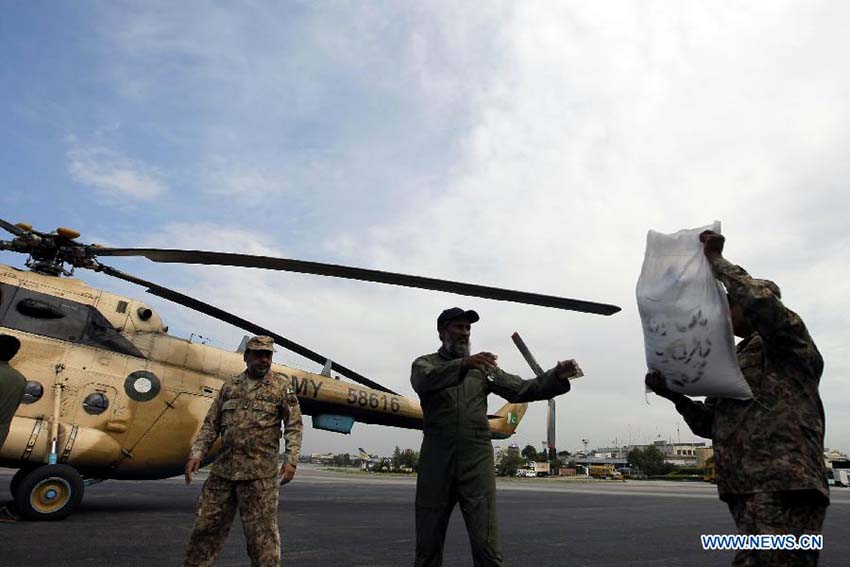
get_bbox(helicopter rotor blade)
[98,264,398,394]
[93,248,621,315]
[0,218,27,237]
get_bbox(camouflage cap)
[245,335,276,352]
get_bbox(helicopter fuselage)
[0,263,426,480]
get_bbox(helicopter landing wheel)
[9,466,35,499]
[13,464,84,521]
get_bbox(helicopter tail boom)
[488,402,528,440]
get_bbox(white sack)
[636,222,752,399]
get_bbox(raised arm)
[709,256,794,341]
[674,397,715,439]
[645,371,714,439]
[410,355,467,395]
[411,351,502,395]
[701,231,821,374]
[488,360,579,403]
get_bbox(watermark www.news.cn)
[701,534,824,551]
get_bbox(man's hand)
[184,457,202,485]
[279,463,297,485]
[699,230,725,261]
[463,352,498,375]
[555,359,583,380]
[645,371,683,402]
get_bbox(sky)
[2,1,849,457]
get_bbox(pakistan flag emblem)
[507,412,518,426]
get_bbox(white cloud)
[97,2,507,225]
[68,2,850,456]
[316,2,850,454]
[67,140,168,201]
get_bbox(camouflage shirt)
[675,257,828,502]
[412,347,570,438]
[190,370,303,480]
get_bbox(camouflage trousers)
[726,490,828,567]
[184,474,281,567]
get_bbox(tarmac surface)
[2,464,849,566]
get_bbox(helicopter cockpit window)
[3,288,88,341]
[82,392,110,415]
[0,284,144,359]
[82,309,145,358]
[21,381,44,404]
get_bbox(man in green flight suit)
[411,307,583,567]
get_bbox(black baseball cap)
[437,307,480,330]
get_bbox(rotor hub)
[0,224,99,276]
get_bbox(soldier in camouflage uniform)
[646,231,828,567]
[183,335,303,567]
[412,307,583,567]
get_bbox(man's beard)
[443,338,470,358]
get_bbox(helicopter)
[0,218,620,520]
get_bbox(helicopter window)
[21,381,44,404]
[2,288,88,341]
[82,309,145,358]
[0,285,144,358]
[116,300,128,314]
[16,298,66,319]
[82,392,110,415]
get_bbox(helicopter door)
[53,358,141,467]
[54,370,124,466]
